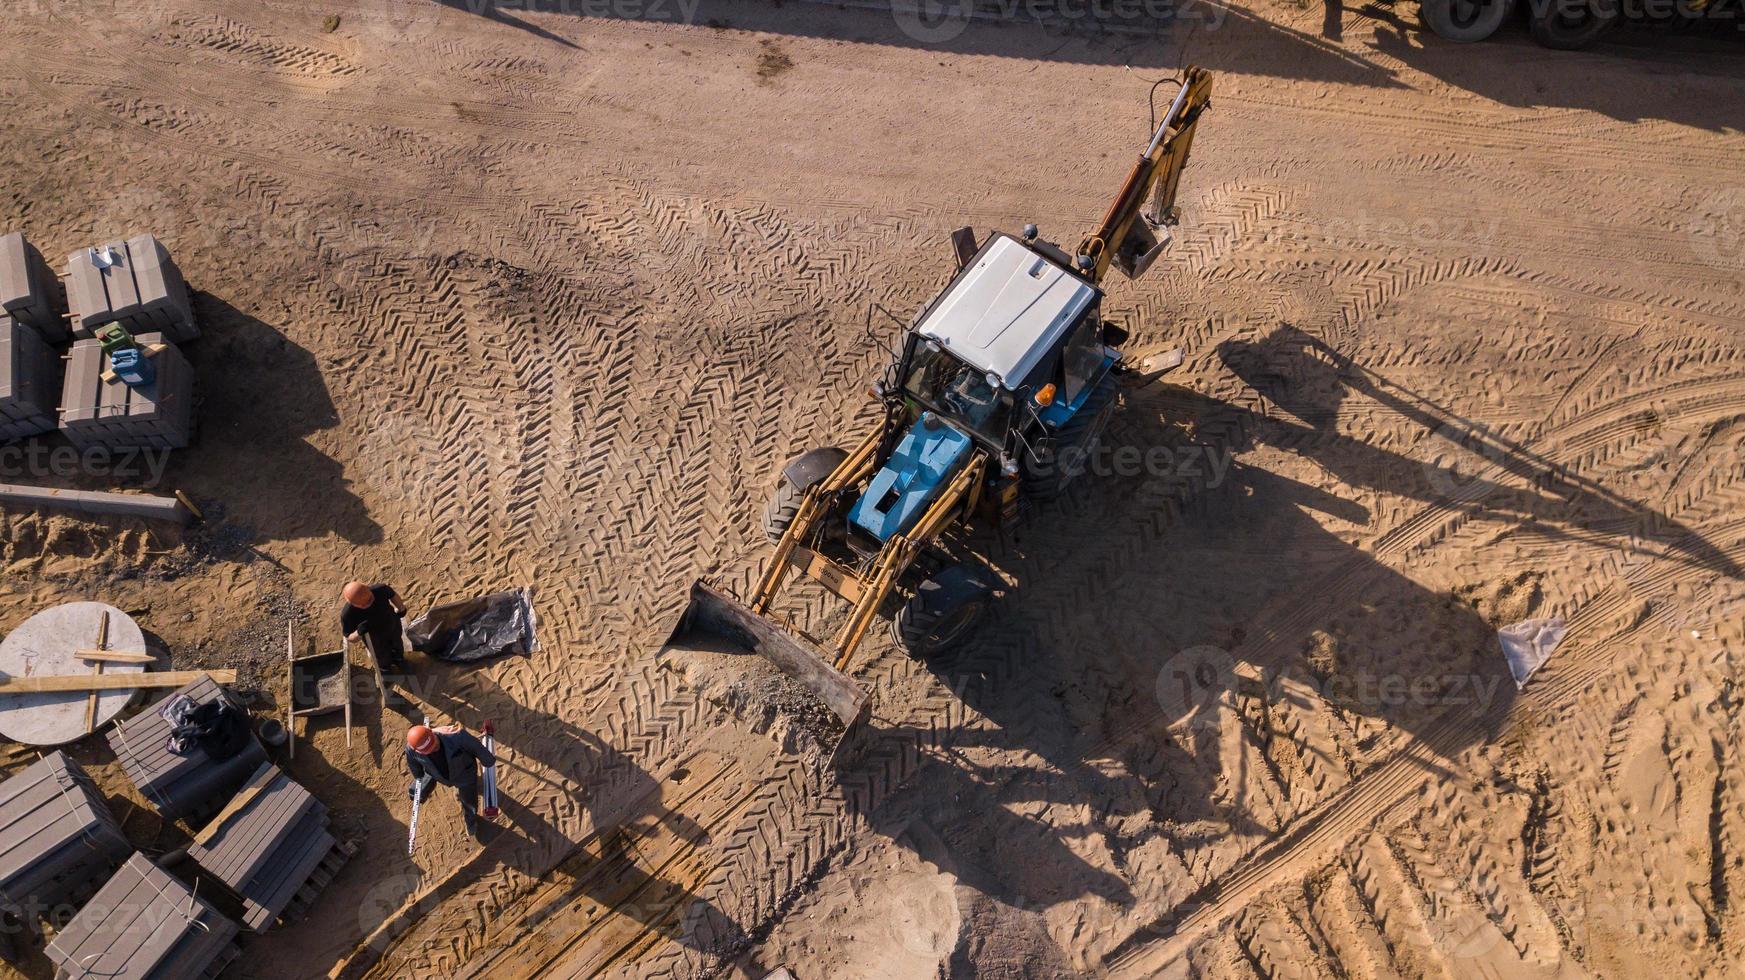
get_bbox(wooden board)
[0,669,235,693]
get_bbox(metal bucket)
[658,582,870,758]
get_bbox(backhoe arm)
[1077,65,1213,284]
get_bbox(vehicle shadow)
[852,321,1737,917]
[433,0,1223,69]
[1353,0,1745,128]
[427,0,1741,127]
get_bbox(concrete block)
[66,235,198,344]
[0,232,65,342]
[57,333,193,450]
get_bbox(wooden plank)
[191,762,275,847]
[285,621,295,762]
[0,669,235,693]
[76,650,155,664]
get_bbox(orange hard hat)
[407,724,438,754]
[343,581,375,608]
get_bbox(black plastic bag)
[406,588,538,664]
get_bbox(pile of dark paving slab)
[0,678,354,978]
[0,231,197,451]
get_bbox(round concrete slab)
[0,602,147,745]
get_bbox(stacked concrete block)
[65,234,198,344]
[0,315,62,442]
[58,332,193,450]
[45,853,239,980]
[1,232,66,343]
[107,676,264,823]
[186,765,350,932]
[0,752,131,930]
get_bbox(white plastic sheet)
[1499,616,1567,689]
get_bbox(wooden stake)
[83,612,109,735]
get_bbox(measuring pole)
[481,720,500,820]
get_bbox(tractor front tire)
[893,566,993,658]
[761,478,807,543]
[1023,375,1119,501]
[761,447,848,543]
[1419,0,1512,42]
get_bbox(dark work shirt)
[405,729,494,788]
[340,584,402,648]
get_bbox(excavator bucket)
[657,581,870,760]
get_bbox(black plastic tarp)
[406,588,538,664]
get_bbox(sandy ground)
[0,0,1743,977]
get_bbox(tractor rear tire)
[1529,0,1617,48]
[893,566,993,658]
[1023,375,1119,501]
[1419,0,1512,42]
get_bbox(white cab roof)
[916,237,1097,388]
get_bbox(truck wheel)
[893,566,993,657]
[1023,375,1119,501]
[761,447,847,542]
[1529,0,1616,48]
[1419,0,1512,41]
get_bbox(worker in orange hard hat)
[341,580,409,673]
[405,721,496,838]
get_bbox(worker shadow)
[406,664,709,848]
[165,292,381,547]
[896,322,1737,899]
[372,664,756,967]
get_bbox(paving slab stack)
[186,764,345,932]
[0,752,130,929]
[45,853,239,980]
[107,676,265,823]
[0,233,66,442]
[0,232,66,343]
[58,332,194,450]
[64,235,197,344]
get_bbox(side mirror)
[950,227,979,268]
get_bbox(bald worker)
[341,580,409,673]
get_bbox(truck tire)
[761,447,847,543]
[1419,0,1512,41]
[893,566,993,657]
[1023,375,1119,501]
[1529,0,1617,48]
